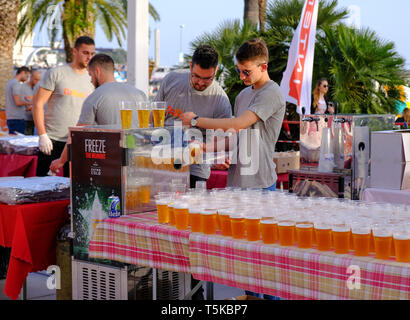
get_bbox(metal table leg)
[206,282,214,300]
[152,268,157,300]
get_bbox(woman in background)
[312,78,330,114]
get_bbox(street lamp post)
[179,24,184,65]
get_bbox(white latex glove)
[39,133,53,155]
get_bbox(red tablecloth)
[207,169,289,190]
[0,154,38,177]
[0,200,70,300]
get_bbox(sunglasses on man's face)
[235,63,266,77]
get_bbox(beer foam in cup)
[173,202,188,210]
[393,233,410,240]
[296,223,314,229]
[261,219,277,225]
[155,199,169,205]
[278,220,295,227]
[200,209,217,215]
[188,206,202,214]
[218,209,232,216]
[332,225,350,232]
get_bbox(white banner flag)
[280,0,319,115]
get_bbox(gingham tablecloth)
[89,213,410,300]
[89,212,190,273]
[189,233,410,300]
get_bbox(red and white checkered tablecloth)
[189,233,410,300]
[89,212,190,273]
[88,212,410,300]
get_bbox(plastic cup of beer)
[151,101,166,128]
[230,212,246,239]
[168,201,176,226]
[189,206,202,232]
[261,219,278,244]
[278,219,296,246]
[137,101,150,128]
[373,224,393,260]
[245,214,261,242]
[219,209,232,237]
[352,223,371,257]
[393,226,410,262]
[296,222,314,249]
[201,209,217,235]
[174,202,189,230]
[155,195,170,224]
[332,222,351,254]
[314,221,332,251]
[120,101,133,129]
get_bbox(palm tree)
[244,0,268,31]
[322,24,407,114]
[0,0,20,108]
[17,0,160,63]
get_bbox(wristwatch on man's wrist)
[191,116,199,127]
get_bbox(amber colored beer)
[219,211,232,237]
[278,221,295,246]
[121,109,132,129]
[139,185,151,203]
[189,143,201,165]
[394,237,410,262]
[189,212,201,232]
[152,109,165,127]
[168,204,176,226]
[138,109,150,128]
[231,215,246,239]
[174,206,189,230]
[156,201,169,224]
[201,210,217,235]
[374,235,392,260]
[352,233,371,257]
[332,227,350,254]
[260,220,278,244]
[245,217,261,242]
[369,230,375,253]
[296,223,314,249]
[316,227,332,251]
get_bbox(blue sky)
[33,0,410,68]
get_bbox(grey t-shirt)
[5,78,25,120]
[154,70,232,179]
[19,83,34,121]
[40,64,94,142]
[78,82,147,125]
[227,80,285,188]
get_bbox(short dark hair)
[74,36,95,48]
[88,54,115,73]
[16,66,30,74]
[235,38,269,63]
[191,45,219,69]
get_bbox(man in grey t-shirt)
[49,53,147,174]
[4,66,31,134]
[154,45,232,188]
[19,69,42,135]
[33,36,95,177]
[181,39,285,190]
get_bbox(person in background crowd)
[19,69,42,135]
[33,36,95,177]
[4,66,31,134]
[49,53,147,173]
[312,78,331,115]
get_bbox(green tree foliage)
[321,24,406,114]
[17,0,159,62]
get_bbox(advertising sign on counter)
[70,129,123,263]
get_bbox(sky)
[32,0,410,69]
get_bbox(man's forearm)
[33,103,46,135]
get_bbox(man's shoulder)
[162,70,189,83]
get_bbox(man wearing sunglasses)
[153,45,232,189]
[181,38,286,191]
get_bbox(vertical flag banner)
[280,0,319,115]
